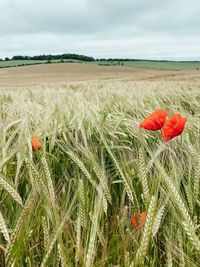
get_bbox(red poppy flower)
[131,211,146,228]
[140,109,169,131]
[32,134,42,151]
[140,211,146,225]
[131,212,139,228]
[161,114,187,142]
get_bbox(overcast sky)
[0,0,200,60]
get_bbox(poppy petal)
[140,211,146,225]
[140,109,169,131]
[131,212,139,228]
[161,114,187,142]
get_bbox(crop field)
[95,60,200,70]
[0,62,167,88]
[1,59,200,71]
[0,60,82,68]
[119,60,200,70]
[0,60,49,68]
[0,73,199,267]
[1,62,200,88]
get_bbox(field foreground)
[0,81,200,266]
[1,62,200,88]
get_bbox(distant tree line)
[1,54,200,63]
[0,57,9,61]
[95,58,200,63]
[96,58,159,61]
[11,53,95,61]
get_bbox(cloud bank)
[0,0,200,59]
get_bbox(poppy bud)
[141,211,146,225]
[131,211,146,228]
[32,134,42,151]
[131,212,139,228]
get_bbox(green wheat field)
[0,82,199,266]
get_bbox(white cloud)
[0,0,200,59]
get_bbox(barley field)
[0,80,200,266]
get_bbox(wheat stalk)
[41,157,56,205]
[85,196,102,267]
[50,119,57,152]
[24,158,49,196]
[0,173,23,206]
[6,192,37,266]
[75,215,81,266]
[139,148,149,201]
[166,244,173,267]
[0,210,10,244]
[152,201,167,237]
[178,229,185,267]
[193,158,200,200]
[133,195,157,265]
[42,216,49,252]
[78,179,86,228]
[182,220,200,253]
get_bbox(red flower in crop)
[140,109,169,131]
[32,134,42,151]
[140,211,146,225]
[131,212,139,228]
[161,114,187,142]
[131,211,146,228]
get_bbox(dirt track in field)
[0,62,200,88]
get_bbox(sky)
[0,0,200,60]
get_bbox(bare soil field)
[1,62,200,88]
